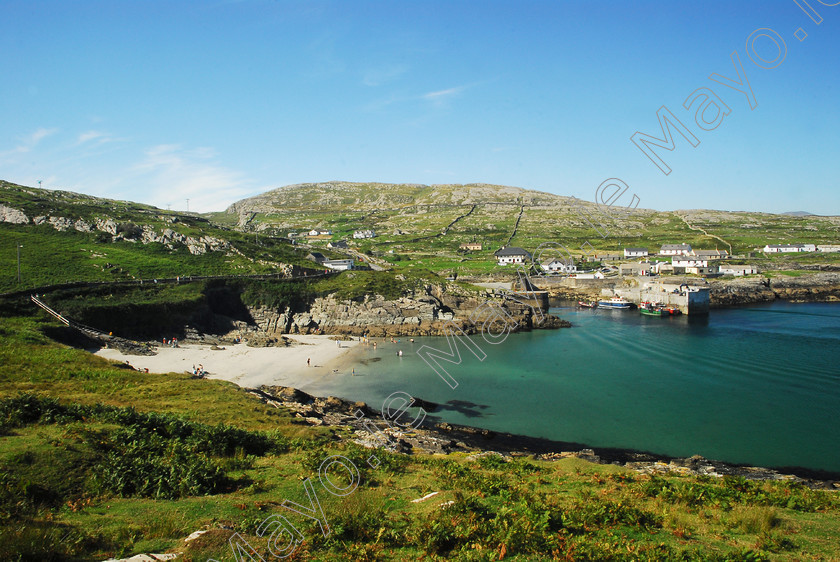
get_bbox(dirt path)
[676,213,732,254]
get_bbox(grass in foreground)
[1,314,839,561]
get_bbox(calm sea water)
[301,301,840,473]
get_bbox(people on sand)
[307,357,311,367]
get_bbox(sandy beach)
[94,335,366,391]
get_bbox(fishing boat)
[639,301,666,316]
[597,296,632,309]
[577,300,598,308]
[664,306,682,315]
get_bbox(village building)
[306,252,327,264]
[672,255,709,268]
[323,259,354,271]
[660,243,692,256]
[353,230,376,239]
[541,258,577,274]
[623,247,648,258]
[652,262,674,275]
[718,264,758,276]
[586,253,622,262]
[693,249,729,260]
[494,246,531,265]
[327,240,348,249]
[459,242,483,251]
[763,243,816,253]
[672,255,717,275]
[817,244,840,252]
[619,262,653,276]
[307,229,332,238]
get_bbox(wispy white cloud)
[28,128,59,145]
[0,127,59,163]
[363,63,409,87]
[422,85,467,102]
[129,144,256,212]
[76,130,117,145]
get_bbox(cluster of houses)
[618,244,755,277]
[287,229,376,240]
[491,243,760,278]
[762,243,840,253]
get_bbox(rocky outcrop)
[18,208,234,256]
[246,288,569,337]
[709,272,840,306]
[0,204,29,224]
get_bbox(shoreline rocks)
[253,386,840,489]
[245,287,570,338]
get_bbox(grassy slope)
[0,181,315,293]
[225,182,840,277]
[1,314,839,561]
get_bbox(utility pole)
[17,244,22,284]
[38,180,42,189]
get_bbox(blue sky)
[1,0,838,214]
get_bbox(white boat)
[597,296,633,309]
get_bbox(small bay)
[303,301,840,473]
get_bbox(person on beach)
[307,357,311,367]
[352,367,355,376]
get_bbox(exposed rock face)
[0,204,29,224]
[246,287,569,337]
[48,216,74,231]
[20,210,235,256]
[708,272,840,306]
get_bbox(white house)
[323,259,354,271]
[660,243,692,256]
[494,246,531,265]
[672,256,709,267]
[763,243,815,253]
[353,230,376,239]
[718,264,758,276]
[623,247,648,258]
[817,244,840,253]
[541,258,577,274]
[574,271,605,279]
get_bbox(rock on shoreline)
[245,287,570,337]
[252,386,840,489]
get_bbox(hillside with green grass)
[2,314,840,561]
[5,179,840,293]
[220,182,840,276]
[0,181,316,294]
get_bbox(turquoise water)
[302,301,840,473]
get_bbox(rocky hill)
[220,181,840,279]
